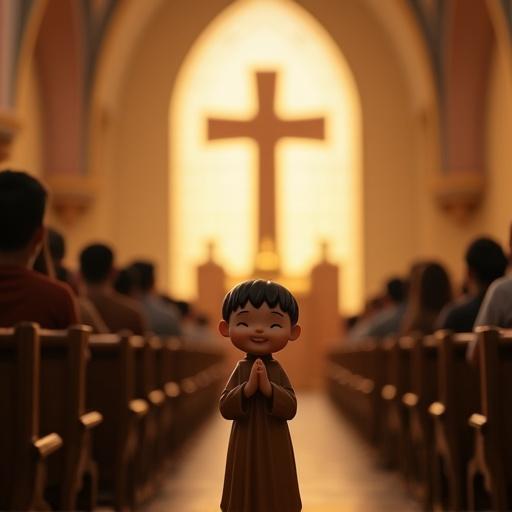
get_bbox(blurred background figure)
[80,244,147,335]
[401,261,452,335]
[47,228,80,293]
[129,260,182,336]
[438,237,507,332]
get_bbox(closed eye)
[236,322,248,327]
[270,323,282,329]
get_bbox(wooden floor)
[142,392,420,512]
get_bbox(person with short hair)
[0,170,78,328]
[473,228,512,330]
[438,237,507,332]
[80,244,147,335]
[129,260,182,336]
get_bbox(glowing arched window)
[170,0,362,313]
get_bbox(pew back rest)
[87,333,137,481]
[410,335,438,404]
[476,328,512,463]
[435,331,479,445]
[38,326,91,436]
[0,323,39,504]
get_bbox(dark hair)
[129,261,155,292]
[417,262,452,312]
[114,267,136,295]
[222,279,299,325]
[465,237,507,287]
[386,277,407,303]
[80,244,114,284]
[0,170,47,251]
[47,228,66,262]
[401,261,452,335]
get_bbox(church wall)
[106,0,232,290]
[481,42,512,246]
[3,59,43,178]
[412,39,512,293]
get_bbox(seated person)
[80,244,148,335]
[345,278,407,344]
[473,225,512,330]
[401,261,452,335]
[47,227,80,293]
[45,227,107,333]
[0,170,78,328]
[129,260,182,336]
[366,277,408,338]
[438,237,507,332]
[468,226,512,362]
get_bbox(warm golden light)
[170,0,362,313]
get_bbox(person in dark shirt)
[437,237,507,332]
[80,244,148,335]
[0,170,78,328]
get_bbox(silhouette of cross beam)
[207,70,325,253]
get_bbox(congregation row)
[331,220,512,510]
[0,169,226,511]
[345,232,512,361]
[0,169,217,344]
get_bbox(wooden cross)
[207,70,325,256]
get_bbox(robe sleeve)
[219,363,249,420]
[267,365,297,420]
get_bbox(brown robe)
[219,354,302,512]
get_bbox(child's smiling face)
[218,302,301,355]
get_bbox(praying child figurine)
[218,279,302,512]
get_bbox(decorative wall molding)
[433,172,485,223]
[44,174,95,225]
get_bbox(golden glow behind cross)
[170,0,362,313]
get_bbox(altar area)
[195,240,342,389]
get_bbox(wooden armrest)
[129,399,149,418]
[33,433,63,459]
[181,378,198,394]
[148,389,166,406]
[357,378,374,394]
[469,413,487,431]
[381,384,397,401]
[429,401,445,417]
[403,392,419,408]
[165,382,181,398]
[80,411,103,430]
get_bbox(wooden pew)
[402,334,438,509]
[39,326,103,511]
[429,331,479,511]
[87,333,149,511]
[326,342,382,443]
[0,323,62,511]
[158,339,226,448]
[157,337,183,453]
[132,336,166,502]
[467,327,512,511]
[379,337,413,474]
[178,346,226,432]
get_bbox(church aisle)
[142,391,420,512]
